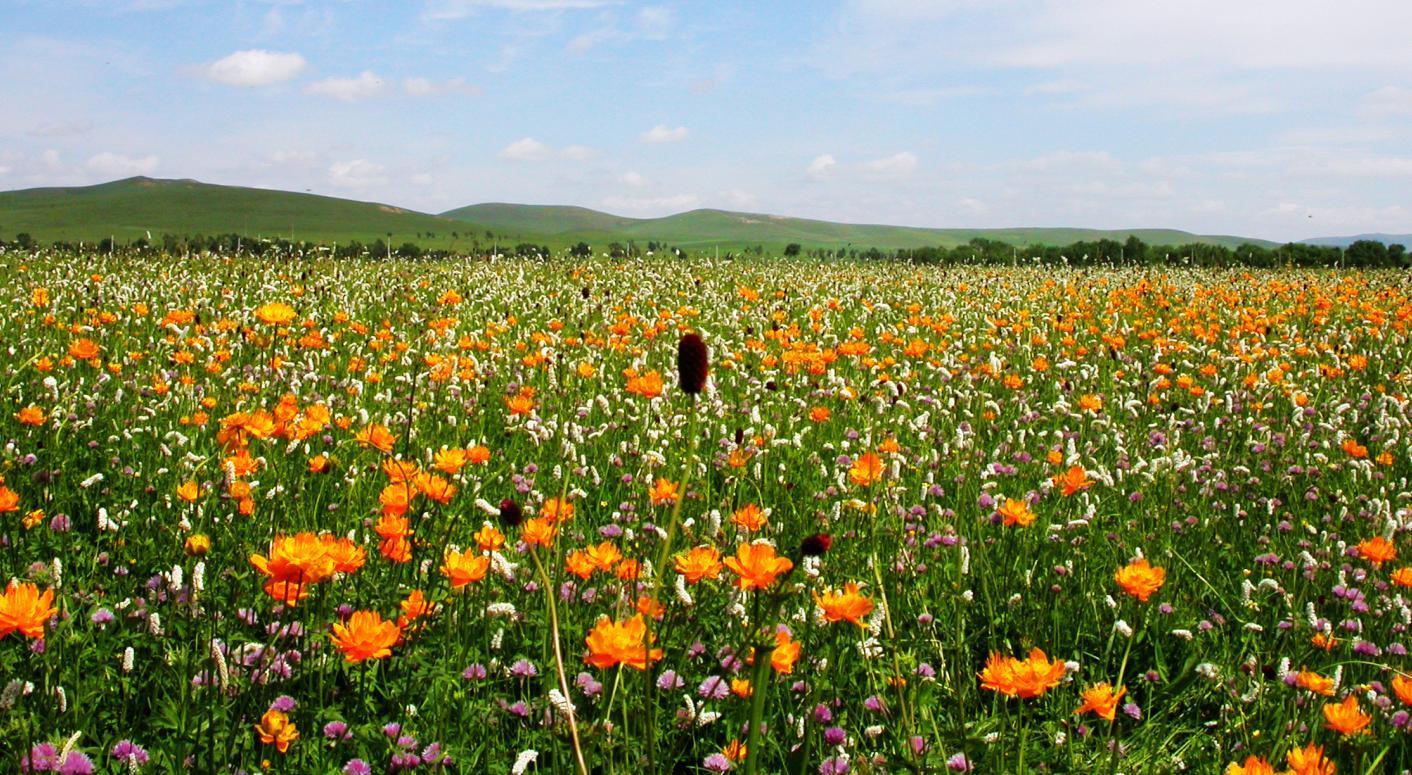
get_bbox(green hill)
[0,177,474,247]
[0,176,1275,252]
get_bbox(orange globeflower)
[625,370,665,398]
[1114,558,1165,602]
[978,648,1065,699]
[442,549,491,589]
[0,485,19,513]
[1075,683,1127,721]
[15,406,45,426]
[1392,674,1412,706]
[848,452,885,487]
[521,517,557,548]
[809,406,831,423]
[770,629,801,674]
[1355,536,1396,566]
[330,610,401,662]
[433,447,470,474]
[1341,438,1369,459]
[249,533,337,605]
[321,535,366,574]
[254,302,298,326]
[649,478,680,506]
[731,503,768,531]
[564,551,597,580]
[0,581,59,640]
[584,541,623,572]
[374,514,413,563]
[255,709,299,754]
[997,498,1035,527]
[540,497,575,522]
[1322,695,1371,736]
[1285,743,1336,775]
[1295,669,1335,696]
[355,423,397,454]
[814,582,874,627]
[474,524,506,553]
[724,542,794,591]
[1225,756,1277,775]
[415,472,457,505]
[1391,567,1412,587]
[1054,465,1094,496]
[675,545,725,585]
[583,614,663,670]
[176,480,201,503]
[68,338,101,361]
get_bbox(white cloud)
[806,154,837,179]
[860,151,918,176]
[601,193,701,214]
[1360,86,1412,117]
[305,71,388,101]
[423,0,616,20]
[637,6,673,37]
[497,138,596,161]
[27,120,93,138]
[328,159,388,189]
[640,124,688,144]
[403,76,481,97]
[203,50,306,87]
[85,152,159,177]
[719,189,759,210]
[618,171,648,187]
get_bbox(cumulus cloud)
[640,124,688,144]
[203,50,306,87]
[806,154,837,179]
[403,76,481,97]
[328,159,388,189]
[86,152,159,177]
[305,71,388,101]
[860,151,918,176]
[497,138,596,161]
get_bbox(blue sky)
[2,0,1410,241]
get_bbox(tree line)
[0,230,1407,268]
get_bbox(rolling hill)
[1300,233,1412,248]
[0,176,1278,252]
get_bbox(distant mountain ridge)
[1300,233,1412,248]
[0,176,1282,251]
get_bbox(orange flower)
[1393,674,1412,706]
[433,447,470,474]
[731,503,768,531]
[1075,683,1127,721]
[649,478,680,506]
[399,589,436,623]
[521,517,557,548]
[625,370,664,398]
[730,678,753,698]
[474,524,505,553]
[540,497,575,522]
[978,648,1065,699]
[355,423,396,454]
[68,338,101,361]
[1341,438,1369,459]
[721,739,747,764]
[254,302,298,326]
[415,472,457,504]
[1054,465,1093,496]
[321,535,366,574]
[848,451,885,487]
[1114,558,1165,602]
[382,458,421,483]
[809,406,831,423]
[1078,394,1103,413]
[997,498,1035,527]
[375,514,413,563]
[249,533,337,605]
[814,582,874,626]
[635,596,665,619]
[1321,695,1371,736]
[585,541,623,572]
[0,581,59,640]
[176,480,201,503]
[254,709,299,754]
[564,550,597,580]
[724,542,794,591]
[185,534,212,557]
[583,614,663,670]
[1391,567,1412,587]
[330,610,401,662]
[675,545,724,585]
[1295,669,1335,696]
[1225,756,1277,775]
[443,547,494,590]
[770,629,801,674]
[1285,743,1336,775]
[0,485,19,513]
[1355,536,1396,566]
[15,406,45,426]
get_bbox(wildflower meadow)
[3,251,1412,774]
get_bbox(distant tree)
[15,232,35,249]
[1123,235,1147,264]
[569,241,592,258]
[396,242,423,258]
[1345,239,1388,268]
[783,243,802,257]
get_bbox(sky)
[2,0,1411,242]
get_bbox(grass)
[0,176,1275,253]
[0,251,1408,773]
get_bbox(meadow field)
[2,252,1412,774]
